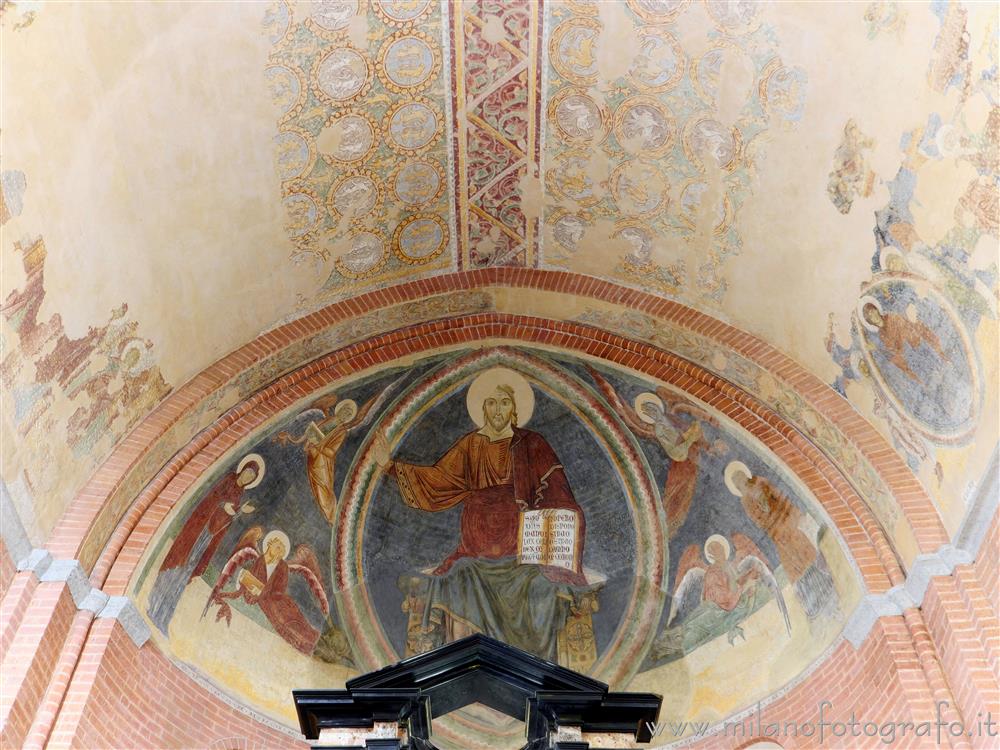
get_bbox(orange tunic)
[740,477,815,583]
[390,427,586,584]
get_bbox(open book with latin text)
[517,508,581,573]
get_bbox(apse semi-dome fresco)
[1,0,998,748]
[133,347,860,746]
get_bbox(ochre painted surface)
[2,1,996,548]
[1,4,997,744]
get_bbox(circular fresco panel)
[550,17,601,85]
[614,96,676,157]
[550,88,610,147]
[319,111,379,165]
[392,213,448,263]
[282,192,320,238]
[328,171,382,221]
[377,32,440,93]
[308,0,365,36]
[315,48,371,103]
[856,277,980,441]
[385,99,441,155]
[626,0,689,24]
[627,28,686,93]
[390,159,444,208]
[373,0,433,25]
[335,230,388,278]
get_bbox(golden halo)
[236,453,266,489]
[262,530,290,559]
[334,399,358,422]
[466,367,535,428]
[704,534,731,562]
[724,460,751,497]
[858,294,885,332]
[633,392,663,424]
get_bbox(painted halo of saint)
[724,461,838,621]
[374,366,600,662]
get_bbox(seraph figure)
[205,527,329,656]
[651,534,787,663]
[725,461,839,621]
[146,453,265,635]
[275,375,406,523]
[588,367,726,537]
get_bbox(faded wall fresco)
[265,0,456,294]
[4,0,996,557]
[1,198,171,539]
[542,0,806,301]
[825,1,998,530]
[133,346,858,744]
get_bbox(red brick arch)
[45,270,942,590]
[101,312,901,596]
[19,270,987,750]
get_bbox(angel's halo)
[237,453,266,489]
[633,392,663,424]
[334,398,358,422]
[262,529,290,559]
[704,534,731,562]
[724,460,751,497]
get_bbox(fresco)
[825,1,998,521]
[456,0,544,269]
[541,0,807,303]
[827,119,877,214]
[264,0,455,295]
[134,346,858,742]
[1,235,171,537]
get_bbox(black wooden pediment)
[293,634,662,750]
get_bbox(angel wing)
[667,567,706,628]
[349,373,409,433]
[203,526,263,619]
[288,544,329,616]
[586,366,656,439]
[654,386,715,424]
[672,544,705,593]
[310,392,340,413]
[273,408,326,445]
[736,554,791,635]
[731,533,766,564]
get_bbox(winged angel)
[275,375,405,523]
[204,528,329,656]
[650,534,789,662]
[588,367,727,537]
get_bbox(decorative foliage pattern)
[456,0,543,268]
[264,0,455,293]
[542,0,808,303]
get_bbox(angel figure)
[650,534,788,663]
[588,367,727,537]
[274,376,404,523]
[204,528,329,656]
[725,461,839,620]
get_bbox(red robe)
[740,477,815,583]
[241,556,320,655]
[390,427,587,585]
[702,562,743,611]
[159,472,246,580]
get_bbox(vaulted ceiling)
[1,3,998,736]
